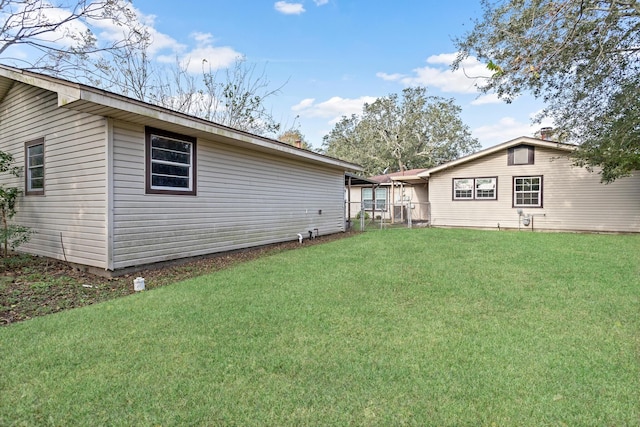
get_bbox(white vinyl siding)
[111,122,346,269]
[429,144,640,232]
[0,83,108,268]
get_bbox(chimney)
[295,139,302,149]
[540,127,553,141]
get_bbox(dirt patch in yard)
[0,232,356,325]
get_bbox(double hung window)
[513,176,542,207]
[146,127,197,195]
[25,138,44,195]
[362,187,387,210]
[453,177,497,200]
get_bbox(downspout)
[106,118,115,271]
[347,175,352,230]
[391,181,396,224]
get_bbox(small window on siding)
[362,187,387,210]
[508,145,535,165]
[475,177,497,200]
[145,127,197,195]
[453,178,473,200]
[25,138,45,195]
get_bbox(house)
[418,136,640,233]
[346,168,429,223]
[0,65,361,274]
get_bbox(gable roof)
[368,168,428,184]
[417,136,576,178]
[0,65,362,173]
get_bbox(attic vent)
[508,145,534,166]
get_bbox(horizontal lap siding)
[429,147,640,232]
[0,83,108,267]
[112,122,345,269]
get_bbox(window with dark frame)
[513,176,542,207]
[25,138,44,195]
[145,127,197,195]
[453,177,497,200]
[507,145,535,165]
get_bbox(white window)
[513,176,542,207]
[453,178,473,200]
[362,187,387,210]
[454,177,497,200]
[25,138,44,195]
[146,127,197,195]
[475,177,497,200]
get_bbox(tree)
[277,128,312,150]
[0,2,286,137]
[454,0,640,182]
[0,152,32,257]
[0,0,147,79]
[322,87,480,176]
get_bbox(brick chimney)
[295,139,302,149]
[540,127,553,141]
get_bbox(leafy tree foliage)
[0,152,32,257]
[277,128,312,150]
[322,87,479,176]
[454,0,640,182]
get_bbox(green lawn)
[1,228,639,426]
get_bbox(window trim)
[452,177,498,201]
[25,138,45,196]
[507,144,535,166]
[362,187,388,211]
[512,175,543,208]
[452,178,474,200]
[145,127,197,196]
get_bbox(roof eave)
[0,65,363,173]
[418,136,576,177]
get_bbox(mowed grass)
[1,228,639,426]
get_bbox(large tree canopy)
[322,87,479,176]
[454,0,640,182]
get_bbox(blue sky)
[10,0,552,150]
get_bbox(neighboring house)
[0,66,361,274]
[346,168,429,223]
[419,137,640,233]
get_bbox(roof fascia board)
[418,137,576,177]
[0,66,82,105]
[74,87,361,171]
[0,65,362,172]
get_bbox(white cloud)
[157,32,242,73]
[292,98,316,110]
[274,1,306,15]
[470,93,502,106]
[20,5,90,48]
[473,115,554,147]
[292,95,377,124]
[376,72,405,81]
[314,0,329,5]
[378,53,492,94]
